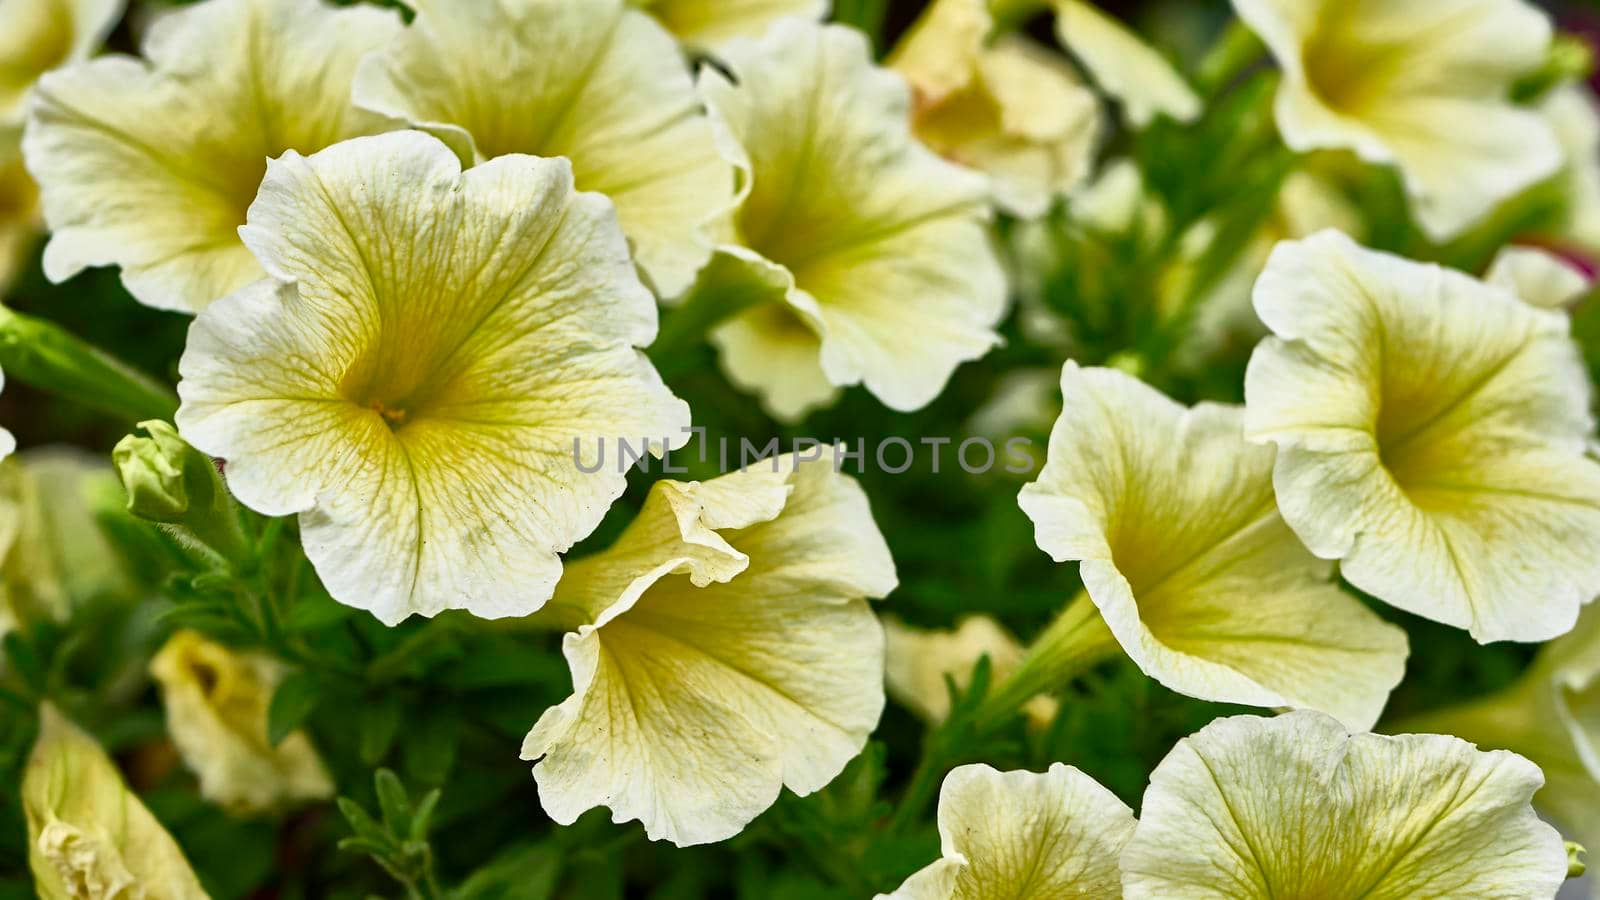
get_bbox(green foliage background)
[1,0,1592,897]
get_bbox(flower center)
[369,399,409,428]
[1301,26,1404,116]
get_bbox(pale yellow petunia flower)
[1244,230,1600,642]
[1232,0,1562,241]
[699,20,1007,420]
[150,630,335,816]
[878,763,1135,899]
[23,0,400,314]
[23,703,210,900]
[0,0,123,126]
[1397,604,1600,897]
[175,131,690,626]
[629,0,826,49]
[1053,0,1199,128]
[523,455,897,846]
[891,0,1101,218]
[883,616,1058,729]
[1122,710,1569,899]
[1488,245,1592,309]
[1018,363,1408,730]
[353,0,735,299]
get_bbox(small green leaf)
[266,671,322,747]
[336,798,389,850]
[409,788,441,841]
[374,768,411,836]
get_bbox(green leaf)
[266,671,322,747]
[454,843,563,900]
[374,768,411,836]
[403,708,459,786]
[409,788,441,841]
[359,694,403,765]
[284,591,359,633]
[337,797,391,850]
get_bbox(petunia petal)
[1233,0,1560,241]
[177,131,689,625]
[1122,711,1569,899]
[150,630,334,815]
[354,0,735,298]
[24,0,399,313]
[524,455,895,846]
[1021,363,1407,729]
[701,19,1006,412]
[881,763,1136,899]
[23,704,210,900]
[1487,245,1592,309]
[1245,230,1600,642]
[1053,0,1199,128]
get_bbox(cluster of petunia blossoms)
[4,0,1600,895]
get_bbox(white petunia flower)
[1245,230,1600,642]
[698,20,1007,420]
[150,630,335,816]
[353,0,736,299]
[891,0,1102,218]
[1123,711,1569,899]
[1232,0,1562,241]
[1399,604,1600,897]
[176,131,690,625]
[523,455,897,846]
[879,763,1136,899]
[1020,363,1408,730]
[24,0,402,313]
[23,704,210,900]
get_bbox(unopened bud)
[112,421,246,567]
[113,421,190,522]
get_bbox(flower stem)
[1196,20,1267,96]
[0,308,178,422]
[887,592,1119,834]
[971,591,1119,732]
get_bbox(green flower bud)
[113,422,190,523]
[1570,842,1588,880]
[112,421,247,568]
